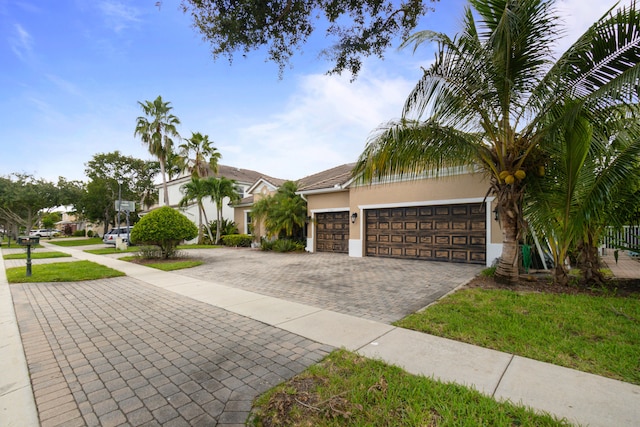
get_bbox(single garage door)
[316,211,349,253]
[365,203,486,264]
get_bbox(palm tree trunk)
[577,237,605,286]
[216,208,222,245]
[494,186,523,285]
[197,202,204,244]
[160,158,170,206]
[494,210,520,285]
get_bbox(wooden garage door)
[365,204,486,264]
[316,212,349,253]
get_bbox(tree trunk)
[577,237,605,286]
[553,264,570,286]
[494,183,524,285]
[160,158,170,206]
[494,209,520,285]
[215,208,222,245]
[197,202,204,244]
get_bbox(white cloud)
[555,0,630,54]
[222,68,414,179]
[10,23,33,61]
[98,0,141,33]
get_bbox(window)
[246,211,253,234]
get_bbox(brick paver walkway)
[11,277,332,426]
[174,249,482,323]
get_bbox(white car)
[29,229,59,238]
[103,226,133,246]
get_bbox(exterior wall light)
[493,207,500,221]
[351,212,358,223]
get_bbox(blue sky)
[0,0,623,183]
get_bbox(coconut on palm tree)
[353,0,640,284]
[134,95,181,206]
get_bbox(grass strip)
[250,349,569,427]
[3,251,72,260]
[86,247,139,255]
[48,238,104,247]
[6,260,125,283]
[118,256,204,271]
[395,288,640,385]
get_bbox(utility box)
[115,237,128,251]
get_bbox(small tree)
[130,207,197,259]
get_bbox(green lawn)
[395,288,640,385]
[250,349,569,427]
[6,261,125,283]
[118,256,204,271]
[48,238,104,247]
[3,251,72,260]
[86,246,139,255]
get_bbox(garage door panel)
[366,203,486,264]
[316,212,349,254]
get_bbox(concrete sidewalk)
[2,244,640,426]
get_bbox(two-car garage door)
[365,203,486,264]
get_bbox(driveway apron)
[11,276,332,426]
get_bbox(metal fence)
[602,225,640,250]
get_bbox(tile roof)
[214,165,287,186]
[297,163,356,192]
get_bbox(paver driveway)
[8,246,480,426]
[174,249,483,323]
[11,277,332,426]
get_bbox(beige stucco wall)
[305,191,350,212]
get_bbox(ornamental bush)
[130,207,198,259]
[220,234,252,247]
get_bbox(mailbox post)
[17,236,39,277]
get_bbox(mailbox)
[17,236,39,277]
[17,236,40,245]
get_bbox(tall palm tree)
[353,0,640,284]
[179,177,214,244]
[134,95,181,206]
[179,132,221,178]
[206,176,241,244]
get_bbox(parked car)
[103,226,134,246]
[29,229,60,238]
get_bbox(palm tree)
[250,181,307,239]
[165,149,187,181]
[179,177,214,244]
[525,106,640,285]
[134,95,181,206]
[206,176,241,244]
[179,132,221,178]
[353,0,640,284]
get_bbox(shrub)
[261,238,305,252]
[130,207,198,259]
[203,219,239,244]
[221,234,252,247]
[87,230,94,237]
[72,230,85,237]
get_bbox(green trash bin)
[521,244,532,273]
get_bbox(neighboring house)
[295,163,503,267]
[233,176,287,237]
[158,165,285,237]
